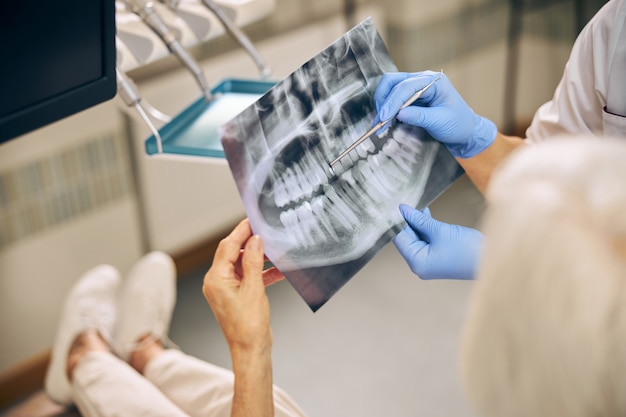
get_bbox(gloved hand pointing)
[373,71,497,159]
[393,204,483,280]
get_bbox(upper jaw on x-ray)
[242,83,439,271]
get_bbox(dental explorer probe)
[329,72,444,171]
[122,0,213,100]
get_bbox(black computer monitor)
[0,0,117,144]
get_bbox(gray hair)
[461,137,626,417]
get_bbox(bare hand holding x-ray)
[220,18,463,311]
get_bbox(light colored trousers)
[71,350,307,417]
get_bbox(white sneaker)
[45,265,120,405]
[114,251,177,361]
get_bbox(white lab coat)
[526,0,626,141]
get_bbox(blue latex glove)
[393,204,483,280]
[373,71,497,159]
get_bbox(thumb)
[241,235,264,290]
[399,204,441,243]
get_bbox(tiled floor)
[169,175,483,417]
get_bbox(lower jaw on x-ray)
[251,116,439,272]
[242,95,442,311]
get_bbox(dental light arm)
[122,0,213,100]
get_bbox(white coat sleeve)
[525,0,623,142]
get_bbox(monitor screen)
[0,0,117,144]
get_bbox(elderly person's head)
[461,137,626,417]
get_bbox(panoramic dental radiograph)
[221,19,463,311]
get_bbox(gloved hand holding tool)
[373,70,497,159]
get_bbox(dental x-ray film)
[220,18,464,311]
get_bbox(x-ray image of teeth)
[220,18,464,311]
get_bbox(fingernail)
[249,234,262,250]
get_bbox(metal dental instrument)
[329,72,444,170]
[122,0,214,100]
[200,0,271,79]
[159,0,271,78]
[116,66,165,153]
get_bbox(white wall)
[384,0,575,130]
[0,103,144,373]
